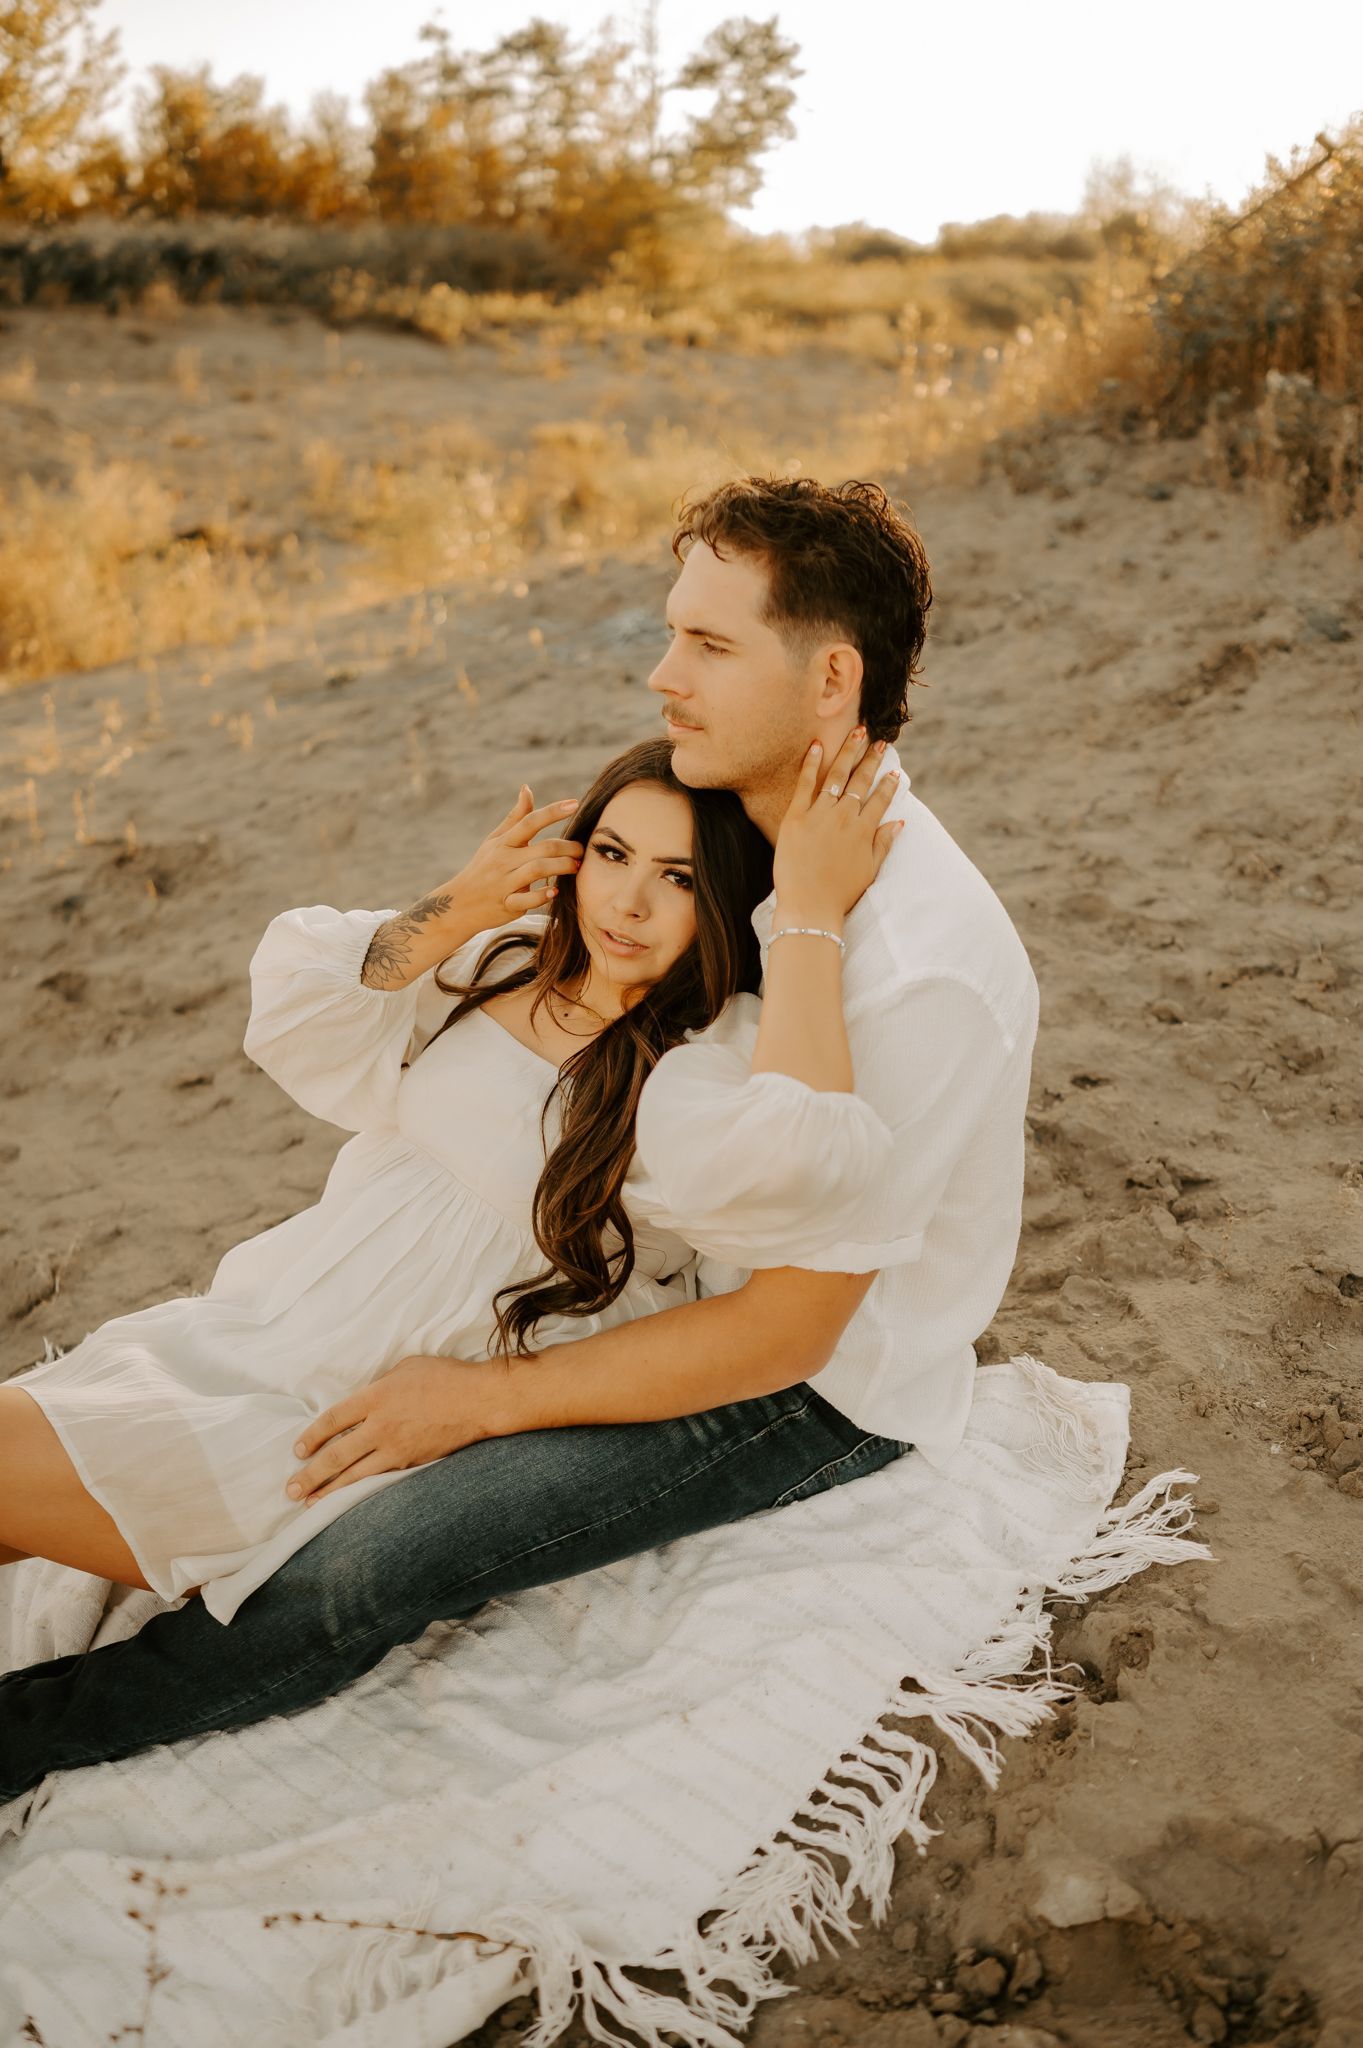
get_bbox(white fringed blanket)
[0,1357,1212,2048]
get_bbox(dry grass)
[0,462,271,683]
[299,319,1092,583]
[289,240,1109,362]
[7,119,1359,694]
[0,303,1117,690]
[0,352,36,400]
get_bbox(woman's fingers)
[495,839,584,914]
[503,856,577,905]
[503,796,580,848]
[861,766,900,824]
[519,848,583,878]
[820,727,871,801]
[504,882,552,912]
[871,818,906,873]
[792,738,823,811]
[844,738,885,805]
[523,838,583,865]
[491,784,535,835]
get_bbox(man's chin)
[666,731,722,787]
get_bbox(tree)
[365,23,512,225]
[133,65,292,216]
[0,0,123,217]
[669,16,800,213]
[0,2,805,262]
[362,12,801,272]
[279,92,367,223]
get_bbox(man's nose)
[647,640,682,695]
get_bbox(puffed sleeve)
[626,994,917,1270]
[242,904,538,1134]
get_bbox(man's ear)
[815,641,864,722]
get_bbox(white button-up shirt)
[700,743,1040,1468]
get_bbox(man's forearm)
[484,1268,876,1434]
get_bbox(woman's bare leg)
[0,1387,153,1589]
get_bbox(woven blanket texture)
[0,1355,1212,2048]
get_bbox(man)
[0,476,1038,1798]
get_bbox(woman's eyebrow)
[595,826,693,865]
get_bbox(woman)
[0,736,904,1624]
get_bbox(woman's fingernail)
[294,1441,306,1456]
[809,741,822,756]
[287,1481,302,1497]
[876,739,886,753]
[853,725,866,738]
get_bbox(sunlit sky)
[99,0,1363,241]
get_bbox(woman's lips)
[598,927,648,957]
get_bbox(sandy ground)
[2,309,1362,2047]
[0,298,902,528]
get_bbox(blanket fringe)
[469,1464,1216,2048]
[1010,1351,1119,1502]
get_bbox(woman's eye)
[665,869,693,891]
[591,841,623,862]
[701,640,725,655]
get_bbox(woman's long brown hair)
[419,738,773,1357]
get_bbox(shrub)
[1080,124,1363,525]
[0,217,592,312]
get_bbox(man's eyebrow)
[664,616,737,645]
[595,825,693,865]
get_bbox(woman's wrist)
[426,878,490,953]
[771,899,846,938]
[361,887,481,990]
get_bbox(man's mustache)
[661,704,704,731]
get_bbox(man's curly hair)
[671,476,933,743]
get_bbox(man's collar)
[751,742,910,939]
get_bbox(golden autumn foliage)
[0,1,801,284]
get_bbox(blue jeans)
[0,1384,909,1800]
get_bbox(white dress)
[11,905,895,1624]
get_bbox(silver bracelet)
[768,925,846,956]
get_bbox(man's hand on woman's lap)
[289,1355,496,1504]
[288,1264,879,1505]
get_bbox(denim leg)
[0,1384,908,1799]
